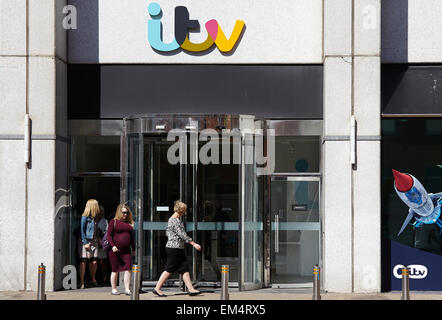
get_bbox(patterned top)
[166,217,192,249]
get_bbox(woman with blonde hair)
[153,201,202,297]
[79,199,100,289]
[106,203,135,295]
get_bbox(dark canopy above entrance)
[68,65,323,120]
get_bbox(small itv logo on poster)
[393,264,428,280]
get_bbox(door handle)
[275,214,279,253]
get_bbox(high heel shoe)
[188,291,201,296]
[152,289,167,297]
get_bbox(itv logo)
[148,2,245,53]
[393,264,428,280]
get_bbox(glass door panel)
[240,133,263,290]
[125,133,143,270]
[123,117,263,287]
[270,177,320,285]
[143,138,181,281]
[196,161,239,282]
[183,133,197,282]
[192,136,240,283]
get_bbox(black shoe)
[152,289,167,297]
[189,291,201,296]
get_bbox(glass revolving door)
[123,115,264,290]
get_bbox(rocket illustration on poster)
[392,169,442,234]
[391,169,442,290]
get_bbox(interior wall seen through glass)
[274,136,320,173]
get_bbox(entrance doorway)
[132,136,239,283]
[122,115,264,290]
[270,176,321,287]
[67,117,323,291]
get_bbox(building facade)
[0,0,440,293]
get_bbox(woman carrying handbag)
[106,204,135,295]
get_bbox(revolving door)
[122,115,266,290]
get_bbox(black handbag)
[101,219,116,252]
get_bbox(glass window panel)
[71,136,120,173]
[274,136,320,173]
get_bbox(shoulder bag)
[101,219,116,252]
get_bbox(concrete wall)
[0,0,68,291]
[323,0,381,293]
[68,0,323,64]
[0,0,28,292]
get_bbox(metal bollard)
[220,265,229,300]
[312,265,321,300]
[401,267,410,300]
[131,265,140,300]
[37,263,46,300]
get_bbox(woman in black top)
[153,201,202,297]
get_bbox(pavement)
[1,286,442,300]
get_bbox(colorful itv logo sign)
[147,2,245,53]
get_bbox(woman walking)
[153,201,202,297]
[106,203,135,295]
[79,199,100,289]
